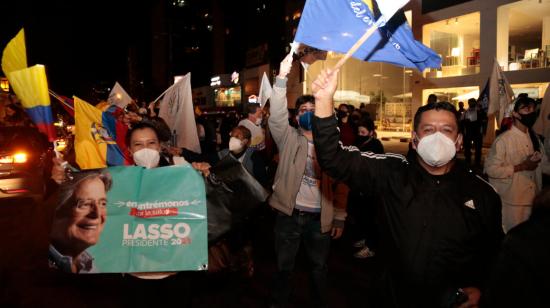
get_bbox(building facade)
[290,0,549,139]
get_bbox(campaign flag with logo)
[482,59,514,127]
[49,166,208,273]
[74,97,129,169]
[294,0,441,71]
[158,72,201,153]
[2,28,56,141]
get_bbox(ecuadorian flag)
[74,97,128,169]
[2,29,56,141]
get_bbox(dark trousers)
[272,210,331,308]
[463,133,482,166]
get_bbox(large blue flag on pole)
[294,0,441,71]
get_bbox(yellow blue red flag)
[2,28,56,141]
[74,97,128,169]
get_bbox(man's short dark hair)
[295,95,315,110]
[125,121,160,147]
[427,94,437,104]
[245,103,260,115]
[413,101,460,132]
[234,125,252,141]
[513,95,535,112]
[358,118,375,132]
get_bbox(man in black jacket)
[311,69,503,308]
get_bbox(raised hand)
[278,52,294,79]
[312,69,339,118]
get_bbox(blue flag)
[295,0,441,71]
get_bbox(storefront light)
[451,47,460,57]
[0,78,9,92]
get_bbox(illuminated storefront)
[423,12,480,78]
[210,74,242,107]
[305,53,414,128]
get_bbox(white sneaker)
[354,246,375,259]
[352,239,366,248]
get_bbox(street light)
[0,78,9,92]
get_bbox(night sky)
[1,0,285,103]
[1,1,151,100]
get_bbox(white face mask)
[416,132,457,167]
[132,148,160,169]
[255,117,262,126]
[229,137,244,153]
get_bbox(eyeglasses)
[74,199,107,215]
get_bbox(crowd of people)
[2,52,550,307]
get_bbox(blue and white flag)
[294,0,441,71]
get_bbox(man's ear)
[411,131,418,150]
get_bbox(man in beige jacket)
[269,53,348,308]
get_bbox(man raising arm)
[311,69,503,308]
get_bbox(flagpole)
[49,89,74,111]
[333,19,383,71]
[152,85,174,105]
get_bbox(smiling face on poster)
[49,165,208,274]
[49,170,112,273]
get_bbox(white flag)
[533,83,550,138]
[487,59,514,124]
[375,0,410,25]
[107,82,132,109]
[158,73,201,154]
[258,72,272,107]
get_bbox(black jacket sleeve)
[312,115,405,194]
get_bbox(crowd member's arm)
[484,138,539,178]
[51,156,67,184]
[251,151,269,188]
[268,53,293,150]
[311,69,398,192]
[331,181,348,239]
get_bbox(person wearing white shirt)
[238,103,265,151]
[485,96,550,232]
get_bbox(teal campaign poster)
[49,165,208,274]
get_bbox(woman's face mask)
[415,132,458,167]
[229,137,245,153]
[132,148,160,169]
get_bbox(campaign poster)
[48,165,208,274]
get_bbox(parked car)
[0,127,52,203]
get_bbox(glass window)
[500,1,550,71]
[511,82,549,98]
[305,54,413,131]
[214,86,241,107]
[422,86,479,108]
[423,12,480,78]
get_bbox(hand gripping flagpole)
[333,18,384,71]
